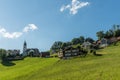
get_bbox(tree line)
[50,36,94,53]
[96,24,120,40]
[0,49,21,61]
[51,24,120,53]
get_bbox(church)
[22,41,40,57]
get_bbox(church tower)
[23,41,27,55]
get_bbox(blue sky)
[0,0,120,52]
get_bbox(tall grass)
[1,43,120,80]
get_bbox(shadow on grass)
[1,60,16,66]
[94,54,103,56]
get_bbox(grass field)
[1,43,120,80]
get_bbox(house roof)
[117,37,120,41]
[82,42,92,46]
[109,37,117,42]
[41,52,50,55]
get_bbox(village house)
[41,52,50,58]
[98,38,109,48]
[109,37,117,43]
[96,37,120,48]
[58,46,87,59]
[117,36,120,41]
[58,47,79,58]
[82,41,92,49]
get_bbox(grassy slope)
[1,43,120,80]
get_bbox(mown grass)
[1,42,120,80]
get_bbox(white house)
[99,38,109,48]
[82,41,92,49]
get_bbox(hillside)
[1,42,120,80]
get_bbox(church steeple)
[23,41,27,54]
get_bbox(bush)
[50,53,58,57]
[0,53,7,61]
[0,49,7,61]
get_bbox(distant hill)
[1,42,120,80]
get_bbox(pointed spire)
[23,40,27,54]
[24,40,27,46]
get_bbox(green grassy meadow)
[1,43,120,80]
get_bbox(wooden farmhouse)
[58,46,87,59]
[41,52,50,58]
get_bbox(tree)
[104,30,113,39]
[71,38,80,45]
[113,24,116,31]
[112,24,120,37]
[61,42,67,49]
[66,42,72,47]
[0,49,7,60]
[116,25,120,30]
[114,29,120,37]
[85,37,94,43]
[79,36,85,44]
[96,31,105,40]
[51,41,63,53]
[108,29,114,37]
[51,41,63,49]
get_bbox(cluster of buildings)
[22,41,50,57]
[5,36,120,60]
[82,37,120,50]
[93,37,120,48]
[5,41,50,60]
[58,37,120,59]
[22,41,40,57]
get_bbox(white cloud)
[60,5,71,12]
[0,27,23,39]
[0,24,38,39]
[60,0,90,15]
[23,24,38,32]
